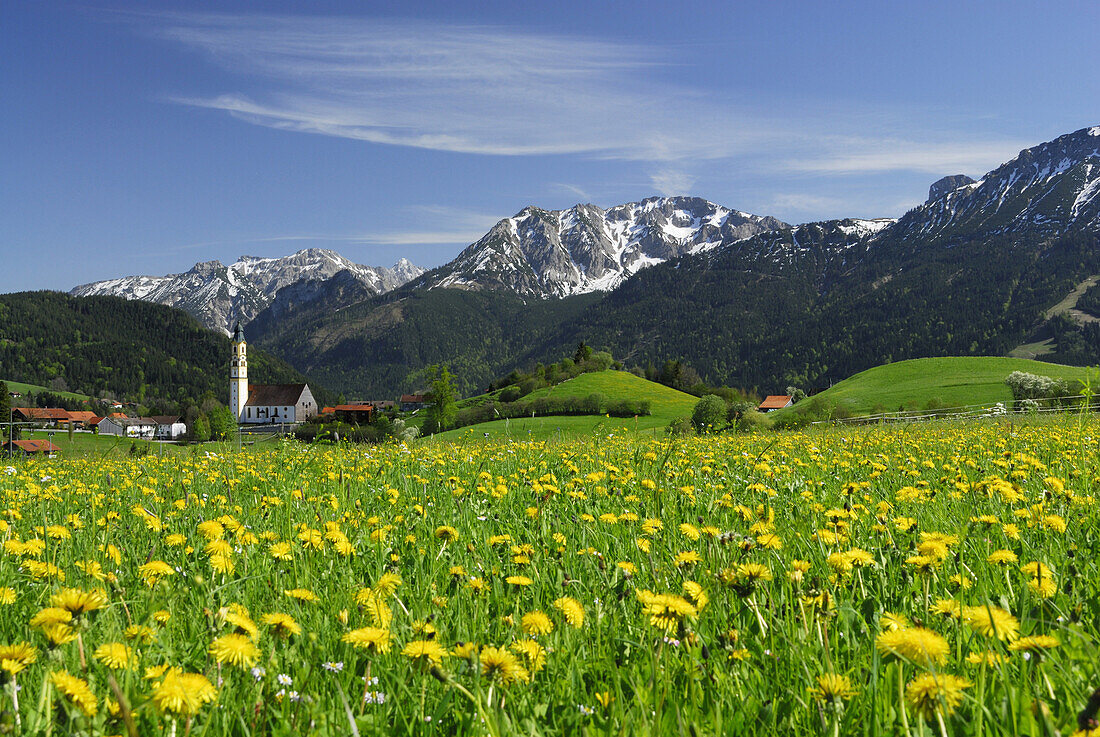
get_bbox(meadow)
[0,414,1098,736]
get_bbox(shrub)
[692,395,728,433]
[667,416,694,435]
[736,409,773,433]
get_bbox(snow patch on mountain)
[428,196,789,298]
[71,248,425,334]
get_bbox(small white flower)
[40,475,52,482]
[3,467,15,475]
[578,705,595,716]
[250,666,266,681]
[276,673,293,686]
[289,691,301,702]
[322,661,344,673]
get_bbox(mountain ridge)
[70,248,425,335]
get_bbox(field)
[3,380,92,403]
[434,371,696,440]
[775,357,1095,417]
[0,415,1098,735]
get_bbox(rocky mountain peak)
[70,248,424,334]
[927,175,976,203]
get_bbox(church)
[230,324,319,425]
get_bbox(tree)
[786,386,808,404]
[0,382,9,440]
[207,406,236,441]
[423,364,458,433]
[691,395,727,433]
[191,415,211,443]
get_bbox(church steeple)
[229,322,248,422]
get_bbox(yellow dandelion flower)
[152,671,217,716]
[284,588,319,603]
[479,645,529,684]
[124,625,156,644]
[510,639,546,673]
[809,673,858,702]
[51,670,97,716]
[505,575,533,587]
[1008,635,1060,653]
[0,588,15,605]
[208,634,260,668]
[520,611,553,636]
[964,605,1020,642]
[342,627,391,654]
[402,640,448,668]
[0,643,37,666]
[553,597,584,628]
[261,612,301,639]
[50,587,107,615]
[875,627,949,667]
[93,642,134,670]
[905,673,970,720]
[434,526,459,541]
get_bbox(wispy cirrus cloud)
[164,206,503,255]
[145,12,1030,189]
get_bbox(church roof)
[246,384,309,407]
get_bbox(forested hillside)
[0,292,328,406]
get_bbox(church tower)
[229,322,248,422]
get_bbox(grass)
[773,356,1097,418]
[431,371,696,440]
[3,379,92,403]
[1,414,1096,735]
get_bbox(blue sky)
[3,0,1097,292]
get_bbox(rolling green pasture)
[776,357,1095,417]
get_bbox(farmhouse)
[151,415,187,439]
[12,408,71,426]
[758,395,794,412]
[3,439,60,457]
[401,394,428,412]
[229,324,318,425]
[98,416,157,438]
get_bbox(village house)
[151,415,187,440]
[97,416,157,438]
[400,394,428,412]
[12,408,72,427]
[3,439,61,457]
[758,395,794,412]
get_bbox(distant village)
[3,325,427,457]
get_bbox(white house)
[152,415,187,440]
[98,416,157,438]
[229,323,318,425]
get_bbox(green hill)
[430,371,697,441]
[2,380,91,403]
[776,356,1096,418]
[0,291,332,408]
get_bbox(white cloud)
[783,138,1029,175]
[765,193,849,213]
[649,170,696,196]
[147,12,1031,180]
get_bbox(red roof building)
[758,395,794,412]
[3,439,61,455]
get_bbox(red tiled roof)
[401,394,426,403]
[334,404,375,412]
[758,395,793,410]
[67,411,98,422]
[5,439,61,453]
[14,408,72,420]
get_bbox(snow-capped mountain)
[71,249,425,334]
[424,196,789,298]
[893,126,1100,241]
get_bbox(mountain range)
[64,125,1100,400]
[71,249,425,335]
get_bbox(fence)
[811,394,1100,426]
